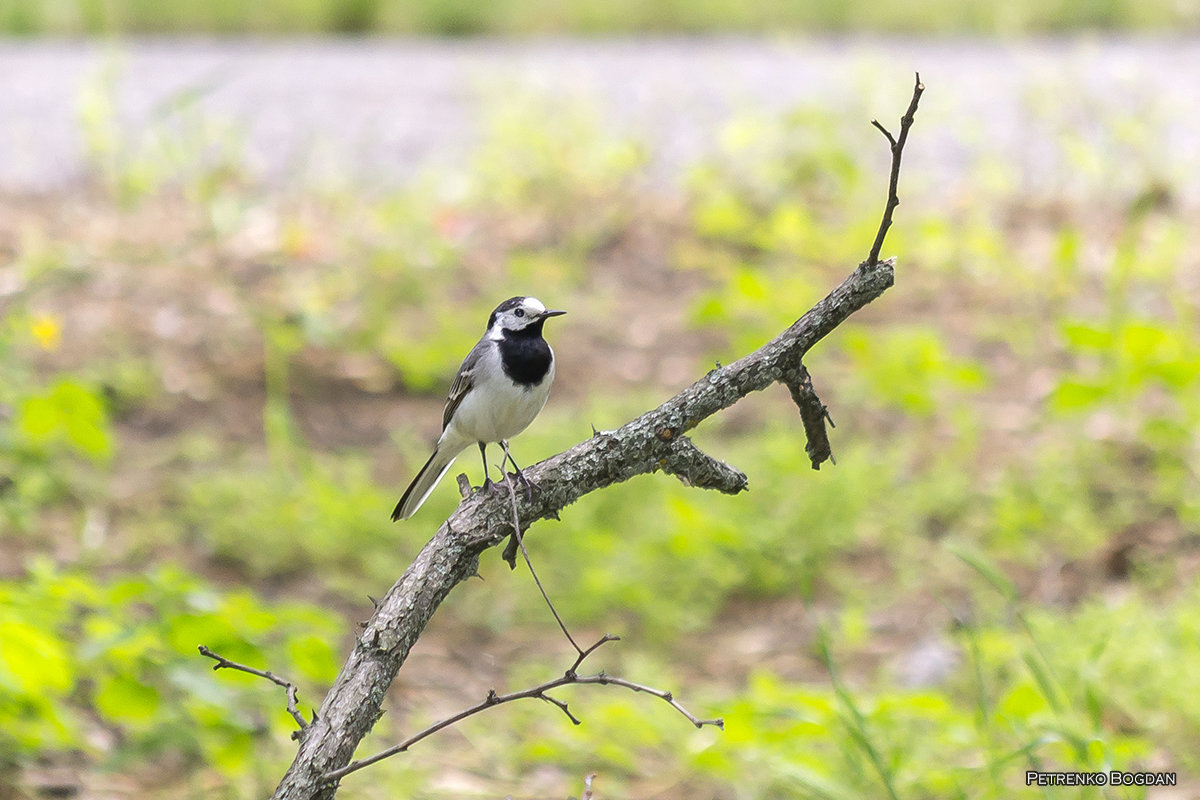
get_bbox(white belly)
[445,367,553,445]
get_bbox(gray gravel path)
[3,37,1198,203]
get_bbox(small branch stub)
[782,364,836,470]
[659,436,749,493]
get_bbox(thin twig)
[866,72,924,266]
[573,673,723,730]
[199,645,310,735]
[320,635,720,784]
[504,468,584,656]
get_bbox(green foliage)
[0,616,74,752]
[705,671,983,798]
[0,561,340,781]
[181,449,400,592]
[15,379,113,462]
[1020,589,1200,771]
[4,0,1198,34]
[489,582,1185,800]
[683,107,879,355]
[692,109,865,242]
[837,327,989,417]
[471,95,647,219]
[947,551,1187,781]
[1052,317,1200,414]
[0,376,113,533]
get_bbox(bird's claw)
[512,470,535,502]
[480,470,535,501]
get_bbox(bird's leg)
[499,439,534,502]
[478,442,493,492]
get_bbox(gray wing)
[442,339,488,431]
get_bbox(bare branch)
[780,363,836,469]
[272,78,924,800]
[198,645,310,736]
[320,634,718,785]
[867,72,925,267]
[574,673,724,730]
[659,435,749,493]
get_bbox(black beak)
[540,309,567,319]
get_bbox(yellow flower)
[31,314,61,351]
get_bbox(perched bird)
[392,296,566,521]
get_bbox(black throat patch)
[498,322,552,387]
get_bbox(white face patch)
[487,296,550,337]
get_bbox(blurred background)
[2,2,1200,799]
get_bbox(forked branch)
[199,645,312,737]
[266,74,924,800]
[868,73,924,267]
[321,634,721,784]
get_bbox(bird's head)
[487,296,566,336]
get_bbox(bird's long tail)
[392,442,462,521]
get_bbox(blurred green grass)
[4,0,1200,35]
[2,58,1199,799]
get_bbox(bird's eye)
[514,308,525,318]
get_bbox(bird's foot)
[510,468,536,503]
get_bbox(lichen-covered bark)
[270,258,894,800]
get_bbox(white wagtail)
[392,296,566,521]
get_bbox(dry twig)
[198,645,311,737]
[321,634,721,784]
[868,72,925,267]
